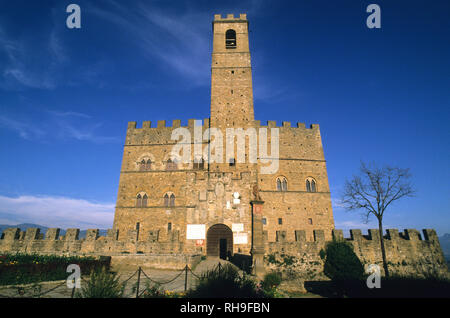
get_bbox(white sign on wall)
[233,233,248,244]
[186,224,206,240]
[232,223,244,232]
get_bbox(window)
[139,159,151,171]
[306,178,317,192]
[229,158,235,167]
[308,218,313,225]
[262,218,267,225]
[276,177,287,191]
[136,222,140,240]
[139,159,146,171]
[225,29,236,48]
[136,194,142,207]
[164,194,169,207]
[142,194,148,207]
[311,180,316,192]
[166,158,178,171]
[193,157,204,170]
[278,218,282,225]
[168,222,172,231]
[164,193,175,207]
[136,193,147,207]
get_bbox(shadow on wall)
[230,253,252,274]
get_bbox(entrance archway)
[206,224,233,259]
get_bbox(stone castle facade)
[112,13,334,257]
[0,14,447,278]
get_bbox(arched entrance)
[206,224,233,259]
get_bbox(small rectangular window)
[308,218,313,225]
[262,218,267,225]
[278,218,282,225]
[168,222,172,231]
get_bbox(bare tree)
[341,162,415,277]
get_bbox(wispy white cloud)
[0,195,114,229]
[0,115,46,140]
[90,1,211,86]
[0,24,66,90]
[0,111,120,144]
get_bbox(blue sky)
[0,0,449,235]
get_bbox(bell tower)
[210,14,255,128]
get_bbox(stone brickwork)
[264,229,449,279]
[0,227,447,277]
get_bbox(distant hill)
[0,223,108,239]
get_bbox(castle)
[0,14,447,278]
[112,13,335,258]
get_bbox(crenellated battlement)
[127,119,321,132]
[0,227,440,244]
[213,13,247,21]
[127,119,210,131]
[267,228,440,243]
[255,120,320,130]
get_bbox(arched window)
[276,177,287,191]
[282,178,287,191]
[164,193,169,207]
[311,179,317,192]
[166,158,178,171]
[226,29,236,48]
[306,178,317,192]
[136,194,142,207]
[139,158,151,171]
[142,194,148,207]
[170,194,175,207]
[139,159,146,171]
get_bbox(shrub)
[323,240,365,282]
[139,282,184,298]
[0,253,110,286]
[261,272,282,297]
[262,272,282,290]
[186,264,264,298]
[138,282,166,298]
[76,267,124,298]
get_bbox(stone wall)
[1,226,447,278]
[264,228,449,279]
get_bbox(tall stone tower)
[210,14,254,129]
